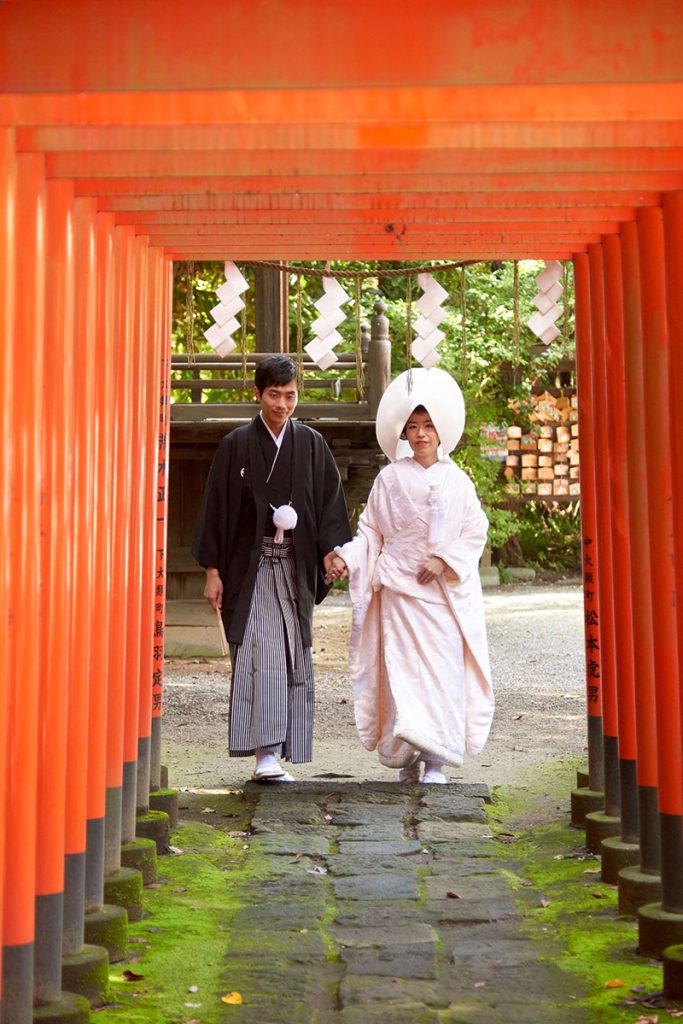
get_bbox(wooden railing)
[170,301,392,423]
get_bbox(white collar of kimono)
[375,367,466,462]
[259,411,287,449]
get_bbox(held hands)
[204,568,224,610]
[323,551,348,585]
[417,555,446,585]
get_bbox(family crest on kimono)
[192,354,352,782]
[328,367,494,784]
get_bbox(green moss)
[488,761,667,1023]
[95,805,256,1024]
[136,810,168,824]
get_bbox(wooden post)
[33,178,74,1006]
[3,150,46,1024]
[636,204,683,958]
[617,220,661,914]
[0,125,14,1024]
[585,243,621,839]
[104,225,135,878]
[62,197,98,958]
[84,210,116,915]
[368,300,391,417]
[572,254,605,807]
[150,261,173,792]
[136,245,165,815]
[661,189,683,999]
[599,232,640,881]
[121,237,148,844]
[254,265,288,352]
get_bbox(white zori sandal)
[422,762,447,785]
[252,751,296,783]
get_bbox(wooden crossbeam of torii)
[1,0,683,260]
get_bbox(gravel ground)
[161,580,587,797]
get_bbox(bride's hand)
[417,556,446,585]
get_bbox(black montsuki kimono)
[191,416,352,647]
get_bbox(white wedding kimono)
[338,456,494,769]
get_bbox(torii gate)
[1,2,683,1021]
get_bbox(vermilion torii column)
[33,178,75,1010]
[599,233,640,883]
[636,204,683,960]
[0,126,17,1024]
[61,198,110,998]
[3,150,45,1024]
[661,190,683,999]
[571,253,605,825]
[136,246,165,817]
[617,220,662,917]
[83,211,129,959]
[584,242,622,854]
[150,275,172,795]
[103,225,144,922]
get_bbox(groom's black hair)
[254,354,297,394]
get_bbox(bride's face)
[404,410,440,463]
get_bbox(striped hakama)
[229,538,314,763]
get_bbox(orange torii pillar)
[120,238,147,850]
[2,151,45,1024]
[583,243,623,855]
[599,233,641,883]
[636,205,683,960]
[0,127,16,1024]
[661,191,683,999]
[82,210,130,963]
[33,177,79,1013]
[60,196,110,1002]
[617,220,662,917]
[103,225,144,923]
[571,254,605,827]
[148,258,176,829]
[135,246,165,819]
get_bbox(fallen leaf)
[634,1016,659,1024]
[201,807,216,814]
[227,831,248,838]
[122,969,144,982]
[127,956,142,964]
[590,891,607,899]
[307,865,328,875]
[188,985,199,993]
[222,991,243,1005]
[172,887,187,893]
[129,938,148,944]
[538,896,550,908]
[605,979,625,988]
[446,891,460,899]
[168,845,184,855]
[668,1011,683,1018]
[147,883,163,889]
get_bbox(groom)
[192,354,351,781]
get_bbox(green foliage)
[516,501,582,571]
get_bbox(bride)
[328,368,494,784]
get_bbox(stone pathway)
[220,781,586,1022]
